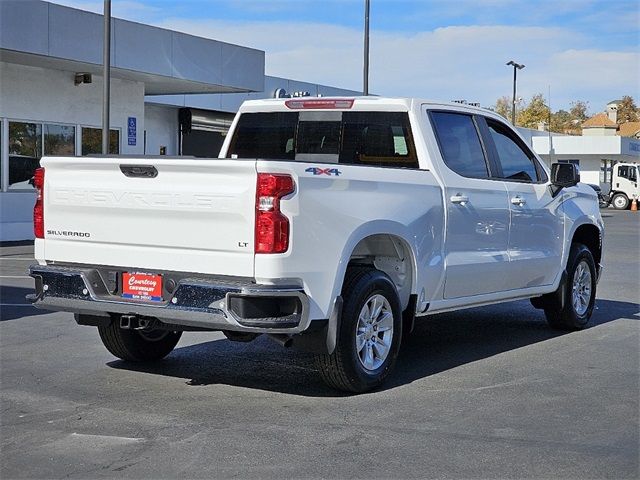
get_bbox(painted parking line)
[0,276,32,279]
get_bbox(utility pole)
[363,0,370,96]
[102,0,111,154]
[506,60,524,125]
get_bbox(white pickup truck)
[29,97,604,392]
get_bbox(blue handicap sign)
[127,117,136,146]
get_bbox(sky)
[50,0,639,114]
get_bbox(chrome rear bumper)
[28,264,310,334]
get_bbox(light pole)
[363,0,370,95]
[102,0,111,154]
[506,60,524,125]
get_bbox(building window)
[600,159,614,184]
[44,124,75,155]
[81,127,120,155]
[8,121,42,190]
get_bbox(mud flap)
[291,296,342,354]
[402,294,418,335]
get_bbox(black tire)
[611,193,629,210]
[315,267,402,393]
[544,243,597,330]
[98,321,182,361]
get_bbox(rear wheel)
[611,193,629,210]
[315,267,402,393]
[544,243,597,330]
[98,321,182,361]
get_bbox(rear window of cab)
[227,111,419,169]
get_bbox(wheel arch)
[334,223,418,312]
[571,222,603,276]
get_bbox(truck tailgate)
[40,157,257,277]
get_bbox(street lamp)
[506,60,524,125]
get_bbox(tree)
[493,96,511,119]
[569,100,589,124]
[615,95,639,124]
[550,109,572,133]
[517,93,550,128]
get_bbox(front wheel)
[98,321,182,361]
[611,193,629,210]
[315,267,402,393]
[544,243,597,330]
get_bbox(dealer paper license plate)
[122,272,163,301]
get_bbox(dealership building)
[518,127,640,187]
[1,1,638,242]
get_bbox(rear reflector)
[255,173,295,254]
[285,99,354,110]
[33,167,45,239]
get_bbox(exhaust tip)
[268,334,293,348]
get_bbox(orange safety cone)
[632,197,638,212]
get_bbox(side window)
[430,112,489,178]
[340,112,418,168]
[486,120,540,182]
[618,165,629,179]
[618,166,637,182]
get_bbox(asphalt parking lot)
[1,210,638,479]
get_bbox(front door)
[483,118,564,289]
[428,110,511,299]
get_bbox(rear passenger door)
[428,110,511,299]
[481,117,563,289]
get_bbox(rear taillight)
[255,173,295,254]
[33,167,45,239]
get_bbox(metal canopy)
[0,0,265,96]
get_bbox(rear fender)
[332,221,418,311]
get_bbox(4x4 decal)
[305,167,342,176]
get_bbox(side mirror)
[551,162,580,189]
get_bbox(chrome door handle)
[450,194,469,205]
[511,196,526,206]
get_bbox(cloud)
[526,49,640,109]
[48,0,640,111]
[154,17,638,110]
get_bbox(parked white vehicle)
[29,97,604,392]
[606,162,639,210]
